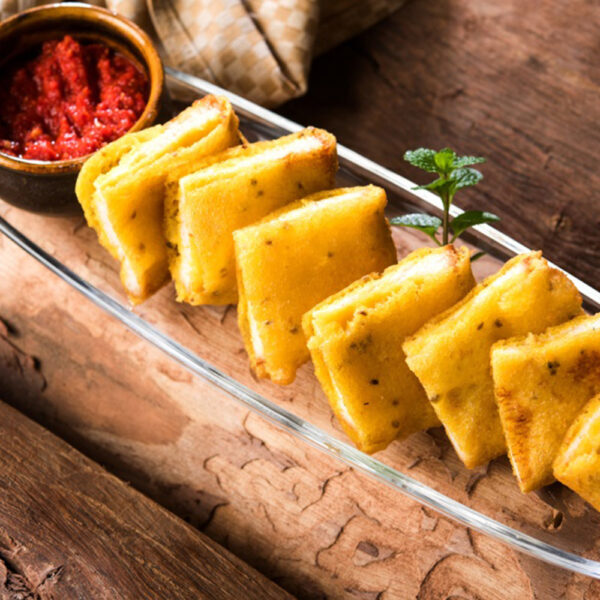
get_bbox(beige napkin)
[0,0,405,106]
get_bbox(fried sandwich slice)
[403,251,583,469]
[76,126,161,233]
[492,312,600,492]
[77,95,240,304]
[303,245,475,454]
[554,393,600,512]
[164,127,338,306]
[234,185,397,385]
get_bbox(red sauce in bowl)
[0,35,148,161]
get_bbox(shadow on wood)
[0,399,292,600]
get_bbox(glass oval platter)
[2,67,600,578]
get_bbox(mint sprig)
[391,214,442,246]
[391,148,499,251]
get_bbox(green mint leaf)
[470,251,486,262]
[413,176,444,191]
[451,210,500,239]
[414,177,455,193]
[403,148,438,173]
[452,155,486,168]
[434,148,456,175]
[402,146,488,246]
[414,178,458,209]
[390,213,442,245]
[450,167,483,190]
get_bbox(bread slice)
[554,393,600,511]
[76,126,161,234]
[403,252,583,469]
[234,185,397,385]
[164,127,337,306]
[76,95,240,304]
[492,312,600,492]
[304,245,475,453]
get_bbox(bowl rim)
[0,2,163,175]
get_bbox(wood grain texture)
[284,0,600,286]
[1,204,600,600]
[2,2,600,597]
[0,399,292,600]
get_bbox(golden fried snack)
[76,126,161,233]
[234,186,397,385]
[554,393,600,511]
[77,95,240,304]
[403,252,583,469]
[304,245,475,454]
[164,127,337,306]
[492,313,600,492]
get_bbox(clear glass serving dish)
[2,67,600,578]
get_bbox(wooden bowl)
[0,3,165,215]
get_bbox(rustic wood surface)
[1,1,600,599]
[285,0,600,286]
[1,211,599,600]
[0,399,292,600]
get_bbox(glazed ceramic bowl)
[0,3,165,215]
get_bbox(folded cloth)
[0,0,405,106]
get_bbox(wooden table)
[285,0,600,285]
[0,400,291,599]
[1,1,600,599]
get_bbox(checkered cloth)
[0,0,405,106]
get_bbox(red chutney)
[0,35,148,161]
